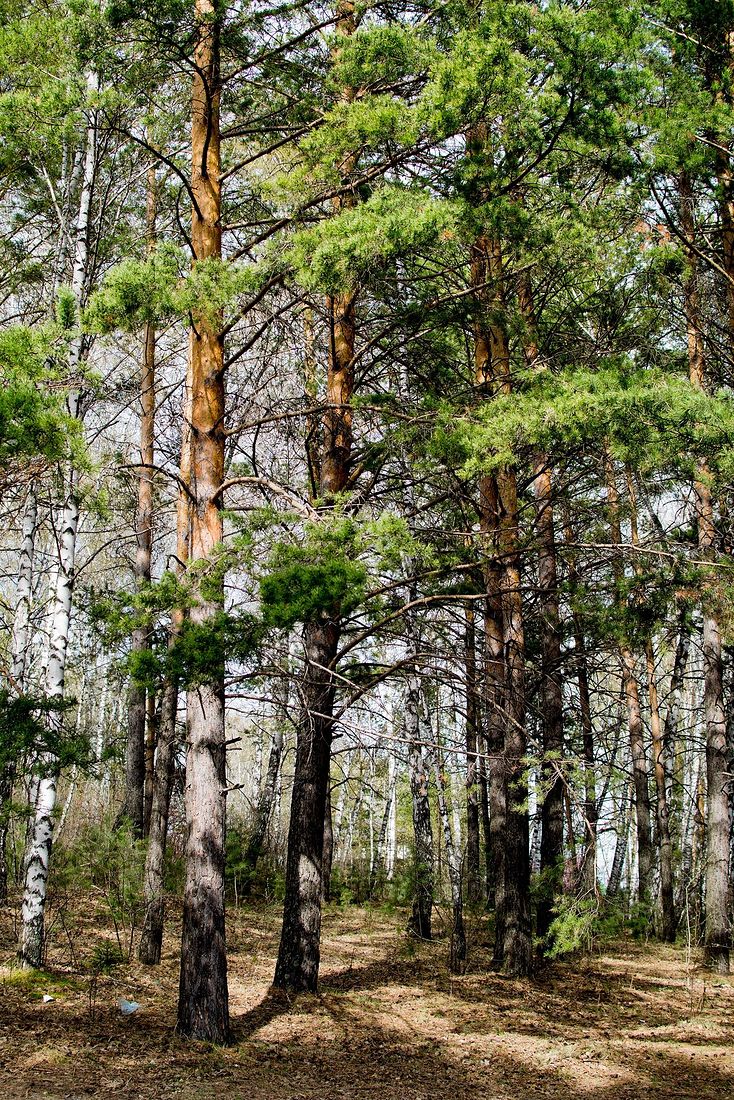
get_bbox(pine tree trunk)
[604,452,653,901]
[273,1,358,992]
[273,618,340,990]
[680,173,730,972]
[121,161,157,837]
[517,271,565,942]
[496,461,532,975]
[406,670,434,939]
[464,608,481,905]
[322,772,334,903]
[533,456,565,942]
[176,0,229,1042]
[138,676,176,965]
[607,782,632,898]
[434,754,466,973]
[563,512,598,898]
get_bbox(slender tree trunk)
[176,0,229,1041]
[464,608,481,904]
[274,618,339,989]
[607,781,633,899]
[604,452,653,902]
[626,471,676,938]
[121,159,157,837]
[273,0,358,992]
[496,459,532,975]
[517,270,565,943]
[20,489,78,967]
[406,671,434,939]
[322,772,334,903]
[386,751,397,882]
[563,512,598,897]
[533,456,565,942]
[242,723,285,894]
[680,173,730,972]
[138,676,177,965]
[434,753,466,973]
[19,79,96,965]
[0,492,37,904]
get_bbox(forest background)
[1,0,734,1051]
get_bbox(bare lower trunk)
[138,677,176,965]
[464,609,481,905]
[533,456,564,943]
[406,672,433,939]
[647,638,675,941]
[322,773,334,903]
[604,452,653,902]
[434,754,466,973]
[242,723,284,894]
[607,782,632,899]
[1,492,37,904]
[274,619,339,990]
[20,491,79,967]
[497,463,532,976]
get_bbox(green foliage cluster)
[261,517,368,628]
[442,365,734,482]
[0,689,88,777]
[289,186,458,295]
[0,326,84,470]
[545,895,656,959]
[91,573,263,688]
[86,246,266,333]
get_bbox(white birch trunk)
[19,81,95,966]
[11,492,38,689]
[386,751,397,882]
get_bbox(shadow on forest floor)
[0,901,732,1100]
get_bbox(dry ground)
[0,900,732,1099]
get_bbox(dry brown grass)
[0,900,732,1099]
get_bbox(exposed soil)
[0,901,732,1099]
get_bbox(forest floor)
[0,899,732,1100]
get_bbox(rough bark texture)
[138,675,176,965]
[517,272,565,941]
[680,174,730,973]
[464,609,482,905]
[120,281,155,836]
[272,0,358,993]
[274,618,339,990]
[496,461,532,976]
[176,0,229,1042]
[533,456,565,943]
[406,672,434,939]
[563,512,598,898]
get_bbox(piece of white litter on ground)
[42,995,54,1003]
[117,997,141,1015]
